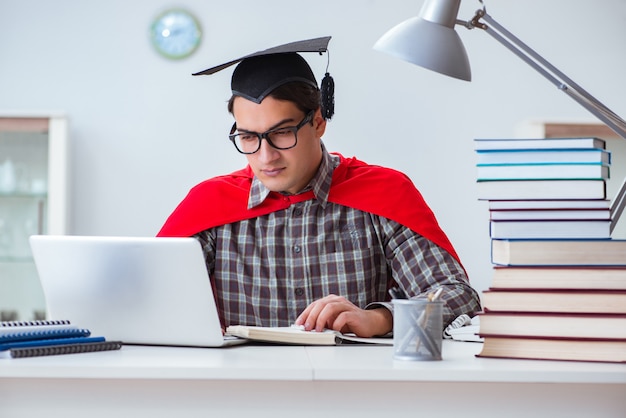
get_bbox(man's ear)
[313,108,327,137]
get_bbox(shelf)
[0,113,68,321]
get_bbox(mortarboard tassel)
[321,72,335,120]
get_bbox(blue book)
[0,336,105,351]
[475,148,611,165]
[0,328,91,344]
[476,162,610,181]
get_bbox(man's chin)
[261,178,289,193]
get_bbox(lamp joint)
[468,8,488,30]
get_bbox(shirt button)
[294,288,304,296]
[293,245,301,253]
[293,207,303,216]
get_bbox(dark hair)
[227,81,321,115]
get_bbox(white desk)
[1,341,624,418]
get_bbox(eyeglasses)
[229,110,314,154]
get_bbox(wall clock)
[150,9,202,60]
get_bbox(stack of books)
[473,137,626,363]
[475,137,612,239]
[0,319,122,358]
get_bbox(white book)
[476,179,606,201]
[489,219,611,239]
[0,320,76,337]
[489,209,611,221]
[488,199,611,210]
[491,238,626,267]
[474,137,605,151]
[226,325,393,346]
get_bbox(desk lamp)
[373,0,626,234]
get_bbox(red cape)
[157,154,462,264]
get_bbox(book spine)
[6,340,122,358]
[473,137,605,150]
[476,163,609,181]
[489,220,611,240]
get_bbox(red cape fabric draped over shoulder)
[157,153,462,266]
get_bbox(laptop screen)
[29,235,241,347]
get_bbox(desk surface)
[2,341,625,418]
[1,340,625,383]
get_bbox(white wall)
[1,0,625,294]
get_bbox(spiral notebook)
[29,235,246,348]
[0,320,123,358]
[1,340,123,358]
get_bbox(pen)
[428,287,443,303]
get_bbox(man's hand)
[294,294,392,338]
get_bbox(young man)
[158,37,481,337]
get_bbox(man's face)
[232,96,326,194]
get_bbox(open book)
[226,325,393,346]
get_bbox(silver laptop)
[29,235,245,347]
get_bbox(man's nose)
[256,137,280,162]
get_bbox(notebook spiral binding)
[8,341,123,358]
[1,319,71,328]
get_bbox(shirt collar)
[247,142,340,209]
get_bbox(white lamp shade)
[374,15,472,82]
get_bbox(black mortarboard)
[192,36,335,119]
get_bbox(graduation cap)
[193,36,335,119]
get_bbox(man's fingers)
[296,294,347,331]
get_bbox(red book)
[478,312,626,340]
[477,335,626,363]
[490,266,626,290]
[481,289,626,314]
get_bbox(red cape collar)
[157,154,461,263]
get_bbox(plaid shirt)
[196,147,481,328]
